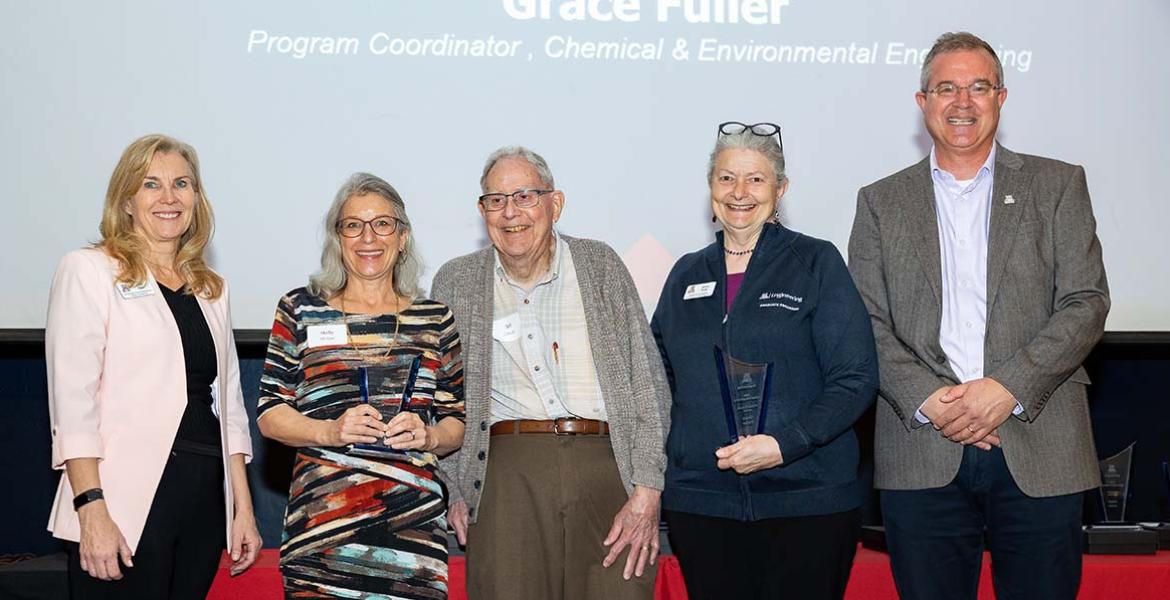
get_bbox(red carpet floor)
[209,547,1170,599]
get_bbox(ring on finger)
[967,424,975,433]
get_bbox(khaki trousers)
[466,434,655,600]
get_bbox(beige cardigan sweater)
[431,234,670,521]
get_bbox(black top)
[160,284,221,457]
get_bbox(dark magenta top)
[725,271,745,313]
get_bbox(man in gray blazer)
[431,146,669,600]
[848,31,1109,600]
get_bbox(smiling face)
[339,192,407,286]
[479,156,564,275]
[710,148,787,237]
[124,151,197,254]
[916,48,1007,164]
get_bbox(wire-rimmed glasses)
[924,81,1004,99]
[336,215,404,238]
[478,189,552,212]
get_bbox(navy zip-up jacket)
[651,223,879,520]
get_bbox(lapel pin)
[1003,195,1016,205]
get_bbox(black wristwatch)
[73,488,104,511]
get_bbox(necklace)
[723,246,754,256]
[340,292,402,361]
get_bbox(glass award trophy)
[1084,442,1159,554]
[349,354,422,458]
[713,346,773,446]
[1098,442,1135,524]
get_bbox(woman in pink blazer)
[45,134,261,599]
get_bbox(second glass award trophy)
[1084,442,1159,554]
[349,354,422,458]
[1098,443,1135,524]
[714,346,773,446]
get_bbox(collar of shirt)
[493,230,563,289]
[930,143,997,194]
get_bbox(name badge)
[307,324,347,348]
[684,281,717,300]
[115,281,154,299]
[492,313,520,343]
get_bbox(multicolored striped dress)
[259,288,464,599]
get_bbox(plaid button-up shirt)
[489,232,607,423]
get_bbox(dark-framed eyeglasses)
[924,81,1004,99]
[718,121,783,148]
[336,215,404,238]
[478,189,552,212]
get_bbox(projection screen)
[1,0,1165,330]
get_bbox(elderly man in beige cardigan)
[432,146,670,600]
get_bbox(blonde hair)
[98,134,223,299]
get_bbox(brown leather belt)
[489,418,610,436]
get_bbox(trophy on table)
[713,346,773,447]
[349,354,423,458]
[1084,443,1159,554]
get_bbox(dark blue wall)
[3,336,1168,558]
[1082,344,1170,522]
[2,357,56,557]
[0,346,298,557]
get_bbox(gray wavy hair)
[480,146,555,192]
[307,172,423,300]
[707,130,787,186]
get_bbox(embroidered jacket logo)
[758,291,802,311]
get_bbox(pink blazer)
[45,248,253,552]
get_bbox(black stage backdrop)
[2,332,1168,558]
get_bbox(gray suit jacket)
[848,144,1109,497]
[430,235,670,522]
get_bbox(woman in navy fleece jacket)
[651,122,879,600]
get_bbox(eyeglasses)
[336,215,404,238]
[924,82,1004,99]
[718,121,783,150]
[478,189,552,212]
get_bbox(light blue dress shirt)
[916,145,1022,424]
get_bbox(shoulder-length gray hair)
[307,172,424,300]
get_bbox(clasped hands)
[324,404,435,451]
[921,377,1018,450]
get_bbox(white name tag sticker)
[115,281,154,299]
[492,313,520,343]
[307,324,347,348]
[684,281,717,300]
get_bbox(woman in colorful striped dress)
[258,173,465,598]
